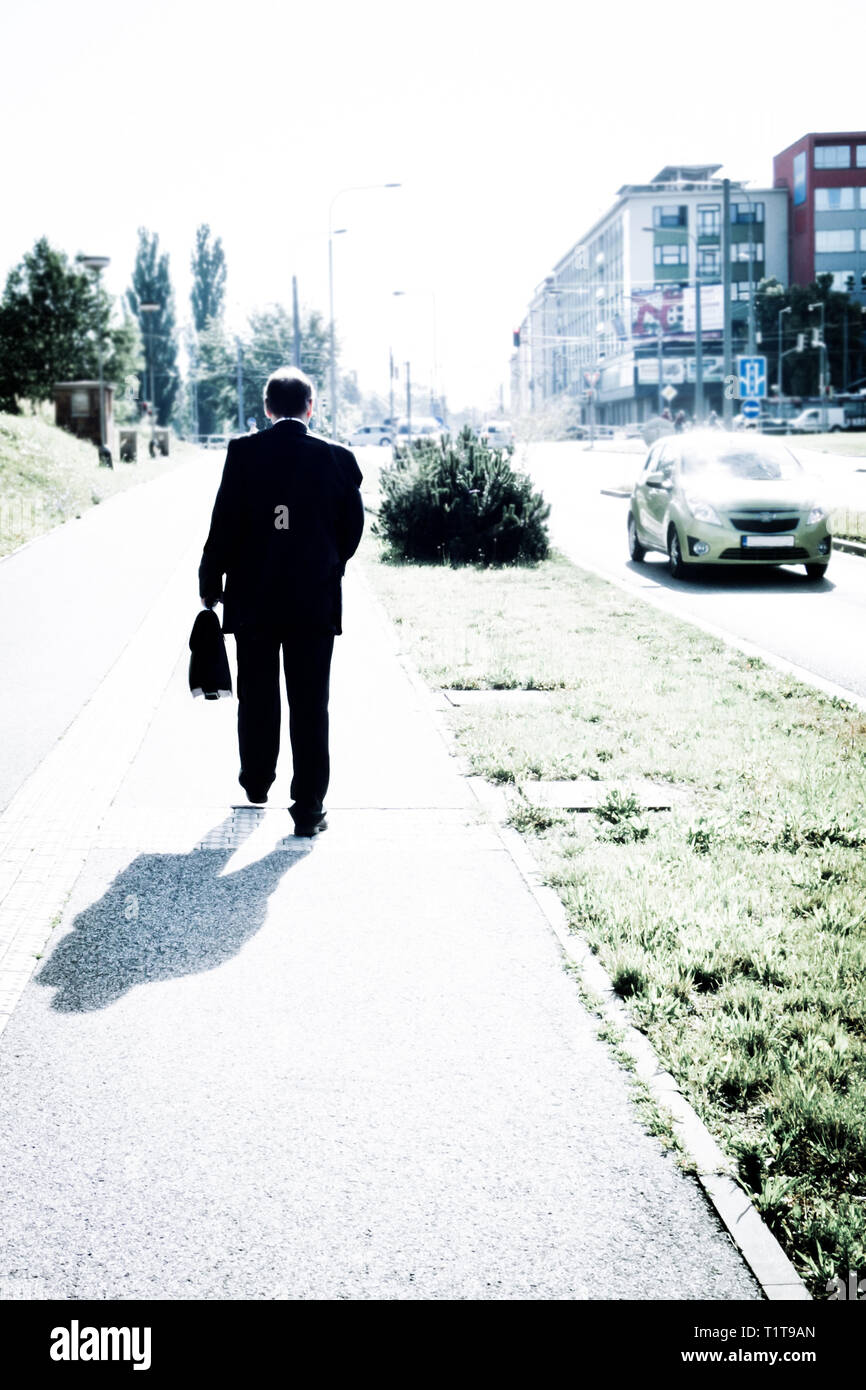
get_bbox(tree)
[754,275,866,399]
[228,303,332,431]
[0,238,140,414]
[188,225,228,436]
[127,228,180,426]
[190,224,226,333]
[193,316,233,436]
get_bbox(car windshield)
[680,438,803,482]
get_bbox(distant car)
[791,404,866,433]
[480,419,514,449]
[758,415,792,434]
[627,431,832,582]
[346,424,392,447]
[395,417,445,443]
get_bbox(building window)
[793,151,807,204]
[730,283,753,301]
[654,244,688,266]
[828,271,855,292]
[861,229,866,251]
[697,204,720,236]
[698,247,720,277]
[815,229,856,252]
[731,242,765,262]
[731,201,764,223]
[815,187,856,211]
[653,205,687,228]
[856,146,866,167]
[814,144,851,168]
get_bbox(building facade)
[514,164,788,425]
[773,131,866,300]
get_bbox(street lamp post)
[76,254,110,461]
[139,302,159,455]
[327,181,401,440]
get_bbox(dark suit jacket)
[188,608,232,699]
[198,420,364,635]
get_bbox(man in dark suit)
[199,366,364,836]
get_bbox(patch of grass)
[831,505,866,545]
[361,526,866,1295]
[0,411,198,558]
[794,431,866,458]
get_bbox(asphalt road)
[521,441,866,701]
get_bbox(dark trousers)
[235,627,335,819]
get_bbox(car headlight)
[807,506,826,525]
[685,496,722,525]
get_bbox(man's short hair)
[264,367,314,419]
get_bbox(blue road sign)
[741,397,761,419]
[738,355,767,399]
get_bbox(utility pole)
[292,276,301,367]
[694,254,704,425]
[808,301,828,430]
[236,337,244,432]
[657,315,664,414]
[190,341,199,440]
[139,301,159,455]
[722,178,732,427]
[777,305,791,403]
[389,348,395,427]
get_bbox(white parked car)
[345,423,393,447]
[481,419,514,448]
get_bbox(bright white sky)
[1,0,862,413]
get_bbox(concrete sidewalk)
[0,490,762,1299]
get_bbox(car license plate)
[741,534,795,548]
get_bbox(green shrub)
[374,426,550,565]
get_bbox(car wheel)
[379,436,391,447]
[830,425,841,433]
[627,512,647,562]
[667,525,690,580]
[804,563,828,581]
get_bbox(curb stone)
[355,563,812,1303]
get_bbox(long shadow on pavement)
[35,813,307,1013]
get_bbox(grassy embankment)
[361,534,866,1296]
[0,412,199,560]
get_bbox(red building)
[774,131,866,300]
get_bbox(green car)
[627,432,832,582]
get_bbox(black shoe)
[244,787,269,805]
[292,814,328,838]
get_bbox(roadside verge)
[360,538,866,1298]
